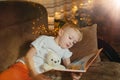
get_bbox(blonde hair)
[61,21,83,41]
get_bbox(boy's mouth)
[66,44,70,48]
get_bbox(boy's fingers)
[79,73,83,76]
[35,74,52,80]
[71,72,82,76]
[71,73,82,80]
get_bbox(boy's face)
[58,28,81,49]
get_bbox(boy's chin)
[61,46,70,49]
[60,46,66,49]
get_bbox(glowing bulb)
[72,6,78,13]
[55,12,61,20]
[88,0,92,3]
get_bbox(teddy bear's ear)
[47,51,57,57]
[45,51,52,58]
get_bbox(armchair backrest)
[0,1,48,72]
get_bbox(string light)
[32,0,94,37]
[32,20,59,37]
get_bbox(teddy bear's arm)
[42,63,53,71]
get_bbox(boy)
[0,22,83,80]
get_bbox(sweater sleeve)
[63,49,72,59]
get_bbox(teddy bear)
[41,51,66,72]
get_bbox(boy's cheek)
[69,44,74,48]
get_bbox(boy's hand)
[71,73,82,80]
[34,74,52,80]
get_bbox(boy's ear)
[58,29,64,36]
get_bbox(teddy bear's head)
[45,51,61,67]
[42,51,65,72]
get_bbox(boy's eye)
[69,37,72,40]
[73,41,76,44]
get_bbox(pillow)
[70,24,98,62]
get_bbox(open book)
[43,48,103,74]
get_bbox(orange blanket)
[0,62,32,80]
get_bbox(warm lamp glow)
[113,0,120,9]
[110,0,120,21]
[97,0,120,21]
